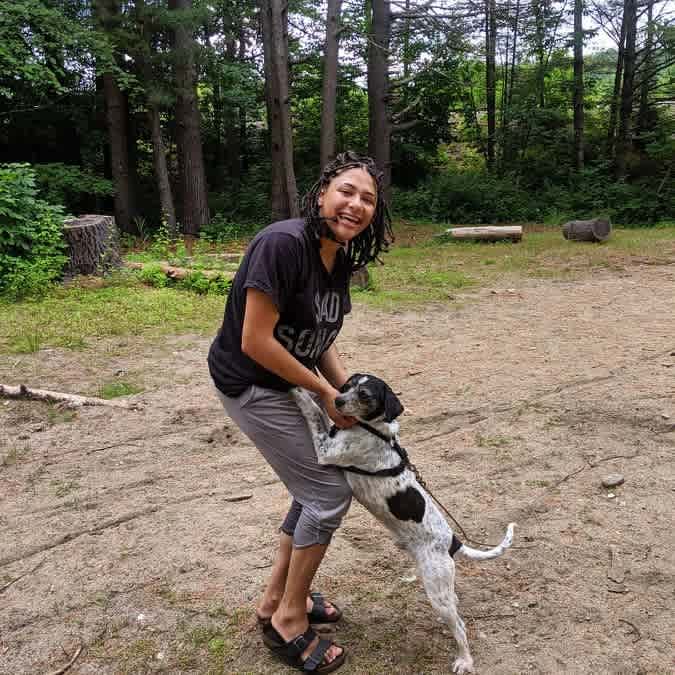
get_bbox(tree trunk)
[148,106,177,234]
[63,214,122,276]
[533,0,546,108]
[320,0,343,170]
[608,8,627,156]
[573,0,584,171]
[169,0,210,236]
[439,226,523,242]
[95,0,138,234]
[636,0,655,145]
[485,0,497,171]
[368,0,392,200]
[615,0,637,180]
[261,0,299,220]
[562,218,611,242]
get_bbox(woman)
[208,152,393,672]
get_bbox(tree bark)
[320,0,343,170]
[573,0,584,171]
[63,215,122,276]
[148,106,177,234]
[439,226,523,242]
[608,7,627,156]
[562,218,611,242]
[615,0,637,180]
[261,0,299,219]
[169,0,210,236]
[485,0,497,171]
[368,0,392,200]
[95,0,138,234]
[636,0,655,145]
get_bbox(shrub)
[33,163,114,213]
[0,163,68,299]
[138,263,169,288]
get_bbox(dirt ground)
[1,261,674,675]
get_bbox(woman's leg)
[217,385,350,663]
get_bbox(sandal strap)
[287,627,318,660]
[303,638,333,671]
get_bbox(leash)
[330,421,502,549]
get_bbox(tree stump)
[562,218,611,242]
[63,214,122,277]
[351,267,370,289]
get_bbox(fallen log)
[0,384,142,410]
[125,261,235,281]
[437,226,523,242]
[562,218,611,242]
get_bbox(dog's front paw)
[452,657,474,674]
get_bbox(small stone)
[602,474,624,489]
[478,631,487,639]
[512,602,520,608]
[528,600,538,608]
[606,493,616,499]
[661,413,671,420]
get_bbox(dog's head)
[335,373,404,423]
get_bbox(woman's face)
[318,167,377,243]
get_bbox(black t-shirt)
[208,218,352,396]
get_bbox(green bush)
[138,263,169,288]
[33,163,114,213]
[0,163,68,299]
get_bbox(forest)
[1,0,674,254]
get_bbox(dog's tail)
[451,523,515,561]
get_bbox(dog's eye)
[357,389,369,401]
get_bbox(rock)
[601,474,625,489]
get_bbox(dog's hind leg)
[416,550,473,674]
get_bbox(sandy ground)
[1,261,674,674]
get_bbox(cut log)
[562,218,611,242]
[63,214,122,277]
[438,226,523,242]
[124,261,235,281]
[351,267,370,289]
[0,384,142,410]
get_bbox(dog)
[291,373,515,674]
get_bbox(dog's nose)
[335,398,345,408]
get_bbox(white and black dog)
[291,373,515,674]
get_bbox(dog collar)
[328,422,410,477]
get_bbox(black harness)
[328,421,410,477]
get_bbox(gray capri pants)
[217,385,352,548]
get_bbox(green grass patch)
[1,445,30,467]
[354,223,675,307]
[98,381,143,399]
[0,272,224,355]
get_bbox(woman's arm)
[242,288,354,427]
[317,344,349,390]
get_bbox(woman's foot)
[257,592,340,624]
[269,614,344,668]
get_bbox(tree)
[368,0,392,198]
[573,0,584,170]
[485,0,497,170]
[615,0,637,179]
[261,0,299,219]
[95,0,139,234]
[169,0,210,235]
[320,0,344,170]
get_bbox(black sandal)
[264,624,346,673]
[307,591,342,624]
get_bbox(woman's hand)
[320,385,356,429]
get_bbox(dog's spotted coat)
[292,374,515,674]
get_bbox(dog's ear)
[340,373,364,393]
[383,387,404,422]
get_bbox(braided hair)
[301,151,394,273]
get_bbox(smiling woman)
[207,151,393,673]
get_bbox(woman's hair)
[301,151,394,272]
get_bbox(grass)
[1,222,673,354]
[354,222,675,307]
[98,381,143,399]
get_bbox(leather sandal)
[256,591,342,632]
[264,624,346,673]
